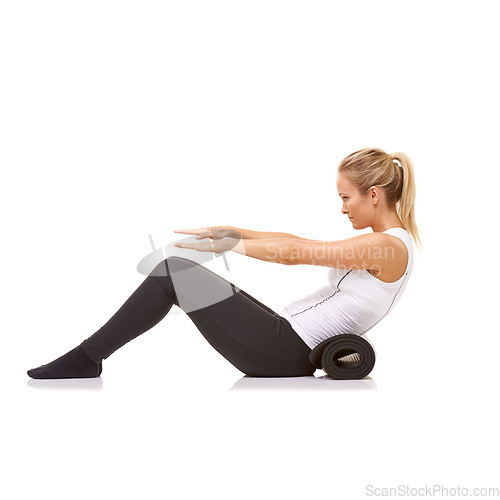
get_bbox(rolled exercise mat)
[308,334,376,380]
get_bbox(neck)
[371,208,403,233]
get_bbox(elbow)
[275,252,294,266]
[265,239,298,265]
[284,242,300,265]
[284,252,295,265]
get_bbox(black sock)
[27,345,102,379]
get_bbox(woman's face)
[336,174,373,229]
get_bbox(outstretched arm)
[217,233,391,272]
[175,237,296,265]
[216,226,319,241]
[176,233,396,274]
[224,238,296,265]
[174,226,319,241]
[288,233,394,274]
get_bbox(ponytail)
[389,152,422,254]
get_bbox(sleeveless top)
[278,227,414,349]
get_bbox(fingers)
[173,229,209,239]
[174,241,211,252]
[173,227,207,235]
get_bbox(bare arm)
[211,225,319,241]
[175,237,296,265]
[223,238,295,265]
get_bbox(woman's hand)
[174,239,215,252]
[174,227,241,240]
[174,238,240,253]
[174,227,210,239]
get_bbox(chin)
[352,221,367,229]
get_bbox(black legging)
[80,256,316,377]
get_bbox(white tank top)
[279,227,414,349]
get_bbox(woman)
[27,147,421,379]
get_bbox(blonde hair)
[337,147,422,254]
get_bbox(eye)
[342,196,348,200]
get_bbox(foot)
[27,345,102,379]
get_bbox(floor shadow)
[228,373,377,391]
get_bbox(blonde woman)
[27,148,421,379]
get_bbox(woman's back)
[279,227,414,349]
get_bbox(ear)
[368,185,382,204]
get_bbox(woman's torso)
[279,227,414,350]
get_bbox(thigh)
[161,256,315,377]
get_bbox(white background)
[1,1,499,498]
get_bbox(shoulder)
[369,232,409,280]
[378,232,408,257]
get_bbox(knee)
[164,256,200,274]
[149,256,198,278]
[165,256,198,266]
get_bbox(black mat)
[308,334,376,379]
